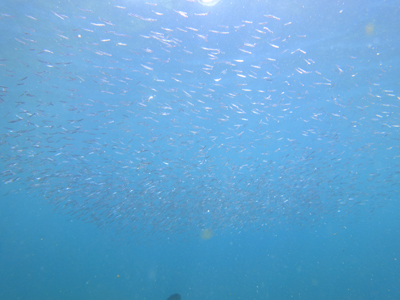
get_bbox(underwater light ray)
[197,0,221,6]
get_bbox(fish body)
[167,293,181,300]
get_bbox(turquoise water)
[1,0,399,299]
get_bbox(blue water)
[1,0,399,299]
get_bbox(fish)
[1,0,398,241]
[167,294,181,300]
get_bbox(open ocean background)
[1,0,399,299]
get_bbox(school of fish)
[1,0,399,239]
